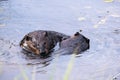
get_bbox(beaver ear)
[74,32,80,36]
[26,35,32,41]
[43,31,48,37]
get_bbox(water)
[0,0,120,80]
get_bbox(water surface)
[0,0,120,80]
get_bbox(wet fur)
[20,30,70,55]
[59,32,90,55]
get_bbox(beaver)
[56,32,90,55]
[20,30,70,56]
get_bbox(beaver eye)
[62,37,67,40]
[44,42,46,45]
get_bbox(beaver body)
[57,32,90,55]
[20,30,70,55]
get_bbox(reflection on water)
[0,0,120,80]
[0,38,53,67]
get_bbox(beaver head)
[20,31,53,55]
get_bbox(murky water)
[0,0,120,80]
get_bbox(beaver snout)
[39,48,46,53]
[39,50,45,54]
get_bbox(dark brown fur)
[59,32,90,54]
[20,30,70,55]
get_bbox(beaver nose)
[40,52,46,56]
[40,51,46,54]
[39,48,46,56]
[40,48,46,53]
